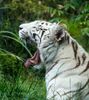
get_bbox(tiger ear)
[55,28,64,42]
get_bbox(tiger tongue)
[24,50,40,68]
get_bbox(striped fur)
[19,20,89,100]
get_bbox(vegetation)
[0,0,89,99]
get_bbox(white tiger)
[19,20,89,100]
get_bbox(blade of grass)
[0,48,24,62]
[1,35,32,57]
[0,31,19,39]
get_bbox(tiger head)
[19,20,68,69]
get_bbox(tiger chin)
[19,20,89,100]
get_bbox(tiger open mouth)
[24,50,41,68]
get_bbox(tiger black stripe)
[75,56,81,68]
[85,91,89,97]
[34,34,41,43]
[41,30,45,38]
[46,60,59,74]
[71,41,78,59]
[63,79,89,95]
[80,61,89,74]
[64,32,67,40]
[49,63,67,82]
[64,32,70,44]
[44,51,53,62]
[57,56,81,75]
[66,35,70,44]
[82,53,86,64]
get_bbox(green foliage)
[0,51,46,100]
[0,65,46,100]
[81,28,89,36]
[0,0,89,99]
[0,54,21,80]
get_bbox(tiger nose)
[19,26,23,30]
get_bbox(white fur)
[19,20,89,100]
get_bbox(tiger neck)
[45,38,78,87]
[45,40,73,71]
[45,36,81,81]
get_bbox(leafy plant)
[0,0,89,99]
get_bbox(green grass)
[0,31,46,100]
[0,19,89,100]
[0,72,46,100]
[61,19,89,52]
